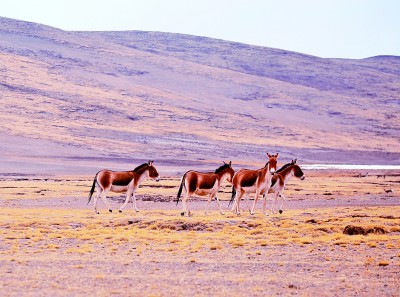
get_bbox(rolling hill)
[0,16,399,175]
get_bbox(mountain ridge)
[0,17,399,174]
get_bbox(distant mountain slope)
[0,17,399,174]
[90,31,400,95]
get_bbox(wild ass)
[176,161,234,216]
[230,153,278,215]
[88,161,160,214]
[242,160,305,214]
[266,159,305,213]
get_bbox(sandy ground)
[0,170,399,296]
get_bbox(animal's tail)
[176,173,186,205]
[229,186,236,206]
[87,174,98,204]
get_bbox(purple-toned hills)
[0,17,399,174]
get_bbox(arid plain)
[0,170,399,296]
[0,17,400,296]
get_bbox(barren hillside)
[0,17,399,174]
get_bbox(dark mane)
[276,162,292,173]
[215,163,230,173]
[264,162,269,168]
[133,163,149,172]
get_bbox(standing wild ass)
[177,161,234,216]
[265,159,305,214]
[88,161,160,214]
[230,153,278,215]
[241,159,305,214]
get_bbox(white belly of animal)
[110,185,129,193]
[242,185,256,193]
[195,189,212,196]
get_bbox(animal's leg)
[230,195,237,212]
[94,187,101,214]
[187,198,192,217]
[279,193,286,214]
[205,194,213,215]
[100,188,112,213]
[250,191,260,215]
[271,193,279,214]
[234,190,243,215]
[231,191,238,214]
[181,195,186,216]
[119,188,133,213]
[263,194,269,216]
[215,195,225,215]
[244,194,250,212]
[181,193,190,216]
[132,191,139,212]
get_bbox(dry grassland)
[0,171,399,296]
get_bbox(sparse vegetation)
[0,174,399,296]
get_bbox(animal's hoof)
[279,210,283,214]
[181,212,185,216]
[220,212,225,216]
[109,209,112,213]
[119,210,122,213]
[135,210,140,213]
[96,211,100,215]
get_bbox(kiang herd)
[88,153,305,217]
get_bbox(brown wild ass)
[242,160,305,214]
[88,161,160,214]
[267,159,305,213]
[230,153,278,215]
[177,161,234,216]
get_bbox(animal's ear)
[223,161,227,165]
[229,161,232,166]
[148,160,153,166]
[267,152,271,157]
[275,153,279,158]
[294,159,297,164]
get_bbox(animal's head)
[267,153,279,174]
[215,161,235,183]
[147,160,160,182]
[224,161,235,183]
[292,159,305,180]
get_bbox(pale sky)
[1,0,399,59]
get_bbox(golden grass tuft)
[95,274,106,279]
[271,240,289,246]
[66,244,94,254]
[365,257,375,266]
[46,244,60,250]
[209,244,223,250]
[390,226,400,232]
[257,240,268,246]
[229,238,246,248]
